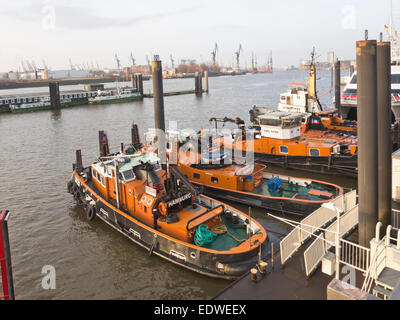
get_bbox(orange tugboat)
[171,140,343,216]
[211,112,358,177]
[67,129,268,279]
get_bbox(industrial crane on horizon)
[211,43,218,65]
[115,53,121,70]
[130,52,136,66]
[235,44,243,69]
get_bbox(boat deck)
[252,178,336,201]
[195,216,249,251]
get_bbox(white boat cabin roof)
[257,111,306,121]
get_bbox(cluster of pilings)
[194,71,209,96]
[357,38,392,246]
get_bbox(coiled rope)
[194,225,217,246]
[211,224,247,243]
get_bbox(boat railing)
[303,205,359,276]
[186,205,224,231]
[392,209,400,229]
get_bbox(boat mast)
[115,162,120,209]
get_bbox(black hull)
[69,175,269,280]
[200,185,321,216]
[254,153,358,178]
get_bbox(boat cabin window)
[392,74,400,84]
[92,168,105,187]
[282,118,302,128]
[211,177,218,183]
[350,75,357,84]
[121,169,136,182]
[279,146,289,154]
[259,118,281,126]
[309,148,320,157]
[193,173,201,179]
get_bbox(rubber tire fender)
[86,205,97,221]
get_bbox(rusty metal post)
[194,72,199,95]
[0,210,14,300]
[99,130,110,157]
[198,72,203,96]
[335,59,342,117]
[357,40,379,247]
[377,41,392,232]
[204,70,209,93]
[131,121,141,149]
[75,149,83,173]
[135,73,143,96]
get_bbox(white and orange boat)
[210,111,358,177]
[67,129,268,279]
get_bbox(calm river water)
[0,69,356,299]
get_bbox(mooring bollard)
[259,261,268,274]
[250,268,258,282]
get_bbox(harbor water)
[0,70,356,299]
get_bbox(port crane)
[42,60,48,70]
[115,54,121,70]
[26,60,34,72]
[21,61,27,72]
[235,44,243,69]
[211,43,218,65]
[130,52,136,66]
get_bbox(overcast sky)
[0,0,395,71]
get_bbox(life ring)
[67,181,74,194]
[158,202,168,216]
[86,205,97,221]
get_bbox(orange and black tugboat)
[170,137,343,216]
[67,129,268,279]
[211,112,358,177]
